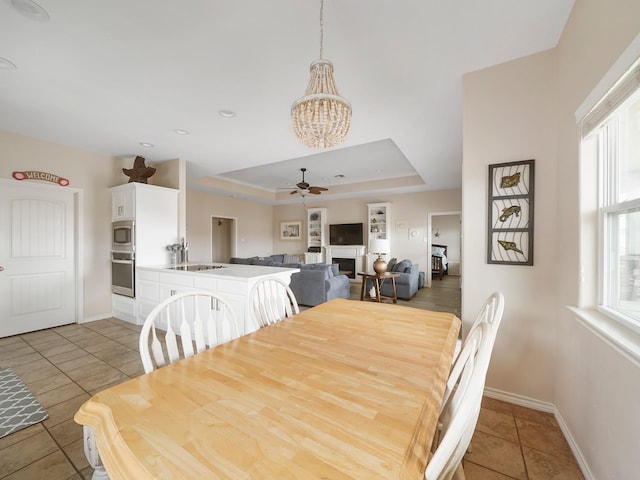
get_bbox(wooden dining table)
[75,298,460,480]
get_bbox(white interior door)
[0,183,77,337]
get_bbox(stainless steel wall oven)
[112,220,135,297]
[111,251,135,297]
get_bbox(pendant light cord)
[319,0,324,59]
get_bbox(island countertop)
[137,262,299,280]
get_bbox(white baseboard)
[79,313,112,323]
[483,386,555,412]
[553,408,595,480]
[483,387,594,480]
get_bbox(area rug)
[0,368,48,439]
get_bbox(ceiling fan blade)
[289,190,298,195]
[308,187,326,194]
[309,186,328,192]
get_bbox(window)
[582,60,640,329]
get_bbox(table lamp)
[369,239,390,274]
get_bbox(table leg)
[374,278,381,302]
[390,277,398,303]
[360,277,367,301]
[83,425,110,480]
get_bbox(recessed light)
[139,142,154,148]
[219,110,236,118]
[0,57,17,70]
[10,0,50,22]
[334,174,345,178]
[173,129,190,135]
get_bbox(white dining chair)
[139,290,239,373]
[433,292,504,450]
[425,323,493,480]
[249,276,299,328]
[453,291,505,362]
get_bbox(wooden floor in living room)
[348,272,461,318]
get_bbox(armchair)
[289,263,350,307]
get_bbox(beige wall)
[273,189,461,270]
[463,48,559,401]
[185,189,274,262]
[0,131,120,320]
[183,188,461,270]
[463,0,640,477]
[555,1,640,478]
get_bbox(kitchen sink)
[166,264,225,272]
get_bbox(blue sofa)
[229,254,285,266]
[365,258,420,300]
[229,256,350,307]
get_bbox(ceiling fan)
[283,168,328,196]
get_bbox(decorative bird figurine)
[123,156,156,183]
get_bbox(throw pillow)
[330,264,339,276]
[387,257,397,272]
[432,246,445,257]
[393,259,411,273]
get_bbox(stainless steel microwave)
[112,220,135,252]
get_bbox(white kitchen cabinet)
[111,183,179,324]
[111,186,135,220]
[110,183,179,266]
[135,265,298,334]
[193,277,246,336]
[137,270,195,326]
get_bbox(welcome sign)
[12,171,69,186]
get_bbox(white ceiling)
[0,0,575,201]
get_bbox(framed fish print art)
[487,159,534,265]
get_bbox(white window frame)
[595,119,640,332]
[573,34,640,364]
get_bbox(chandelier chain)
[319,0,324,59]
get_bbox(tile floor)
[1,314,584,479]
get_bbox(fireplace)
[325,245,366,282]
[332,258,356,279]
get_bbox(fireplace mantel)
[325,245,366,282]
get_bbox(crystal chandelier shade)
[291,1,351,148]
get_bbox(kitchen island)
[134,263,299,334]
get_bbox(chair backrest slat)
[193,298,206,353]
[164,307,180,365]
[139,290,239,374]
[150,326,166,369]
[179,298,195,359]
[249,276,299,328]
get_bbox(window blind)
[581,58,640,137]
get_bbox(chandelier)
[291,0,351,148]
